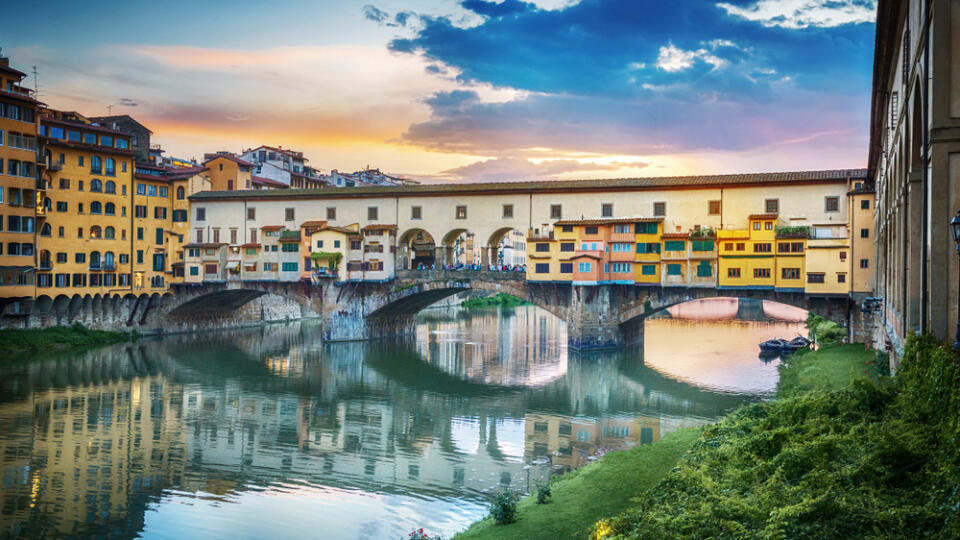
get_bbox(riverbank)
[0,325,136,356]
[452,342,907,540]
[461,293,530,308]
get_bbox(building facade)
[869,0,960,353]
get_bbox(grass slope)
[454,428,700,540]
[0,324,134,356]
[593,339,960,539]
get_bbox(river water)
[0,301,804,540]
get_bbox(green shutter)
[667,263,682,275]
[642,264,657,276]
[692,240,714,251]
[664,240,685,251]
[636,243,646,254]
[697,260,712,277]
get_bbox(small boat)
[758,348,780,362]
[759,339,788,353]
[788,336,811,349]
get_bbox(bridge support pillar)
[565,285,631,349]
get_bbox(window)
[154,207,167,219]
[249,229,257,243]
[281,262,298,272]
[105,180,115,194]
[189,266,199,276]
[691,240,714,251]
[56,201,67,212]
[860,259,869,269]
[455,205,467,219]
[172,209,187,222]
[368,206,378,220]
[90,179,102,192]
[635,222,658,234]
[285,208,295,221]
[560,262,573,273]
[550,205,562,219]
[90,156,102,174]
[861,199,870,210]
[155,228,164,245]
[411,206,422,219]
[636,242,660,254]
[754,268,771,278]
[807,273,825,283]
[653,202,666,217]
[765,221,773,230]
[560,242,575,252]
[765,199,779,214]
[666,263,682,276]
[696,260,712,277]
[135,205,147,218]
[535,263,550,274]
[105,158,115,176]
[727,267,741,278]
[75,252,86,264]
[104,226,115,239]
[613,224,630,234]
[90,201,102,214]
[176,186,185,200]
[612,262,631,273]
[196,208,205,221]
[837,273,846,283]
[753,243,771,253]
[281,243,299,252]
[641,264,657,276]
[825,196,839,212]
[840,251,847,261]
[502,204,513,218]
[534,243,550,252]
[601,203,613,217]
[195,229,203,243]
[153,253,165,272]
[136,227,143,241]
[664,240,685,251]
[860,228,869,238]
[212,228,220,243]
[326,207,336,220]
[59,178,70,189]
[708,200,721,215]
[585,226,598,235]
[578,262,592,272]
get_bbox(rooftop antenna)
[31,65,39,99]
[106,104,114,115]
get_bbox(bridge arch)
[397,228,439,270]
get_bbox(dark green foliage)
[490,489,520,525]
[591,335,960,539]
[461,293,529,308]
[536,481,551,505]
[0,324,135,356]
[775,225,811,239]
[806,312,847,345]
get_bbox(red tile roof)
[749,213,779,220]
[205,153,255,167]
[251,176,289,188]
[261,225,284,231]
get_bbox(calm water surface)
[0,302,803,539]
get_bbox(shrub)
[406,528,442,540]
[806,312,846,346]
[536,480,552,504]
[490,488,520,525]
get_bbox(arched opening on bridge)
[440,228,481,268]
[398,228,438,270]
[487,227,527,270]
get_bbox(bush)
[806,312,846,346]
[490,489,520,525]
[536,481,551,504]
[591,334,960,539]
[406,528,442,540]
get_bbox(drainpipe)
[919,0,930,333]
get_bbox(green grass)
[776,343,880,397]
[454,428,700,540]
[0,324,135,356]
[592,336,960,539]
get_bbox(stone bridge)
[140,270,854,349]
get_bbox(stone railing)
[396,269,525,282]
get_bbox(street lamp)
[951,210,960,351]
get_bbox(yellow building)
[526,226,563,282]
[203,153,253,191]
[633,219,662,284]
[37,111,135,297]
[717,214,778,289]
[0,55,41,302]
[303,222,356,281]
[847,182,875,294]
[805,223,851,296]
[774,230,806,292]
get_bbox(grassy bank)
[0,324,135,356]
[461,293,530,308]
[592,338,960,539]
[454,428,700,540]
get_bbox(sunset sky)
[3,0,878,182]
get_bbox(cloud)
[362,4,390,23]
[461,0,536,18]
[717,0,877,29]
[443,156,649,181]
[118,97,139,107]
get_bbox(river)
[0,300,804,539]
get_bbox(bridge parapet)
[395,269,525,282]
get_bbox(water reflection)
[0,304,790,540]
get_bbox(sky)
[2,0,878,182]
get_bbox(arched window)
[176,186,185,200]
[39,250,51,268]
[40,223,52,237]
[104,251,115,268]
[90,156,102,174]
[90,251,101,269]
[105,180,116,194]
[90,178,102,192]
[90,225,102,239]
[104,226,115,240]
[104,202,115,215]
[105,158,115,176]
[90,201,102,214]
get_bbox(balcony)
[103,262,116,271]
[89,263,101,271]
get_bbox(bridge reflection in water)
[0,304,798,540]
